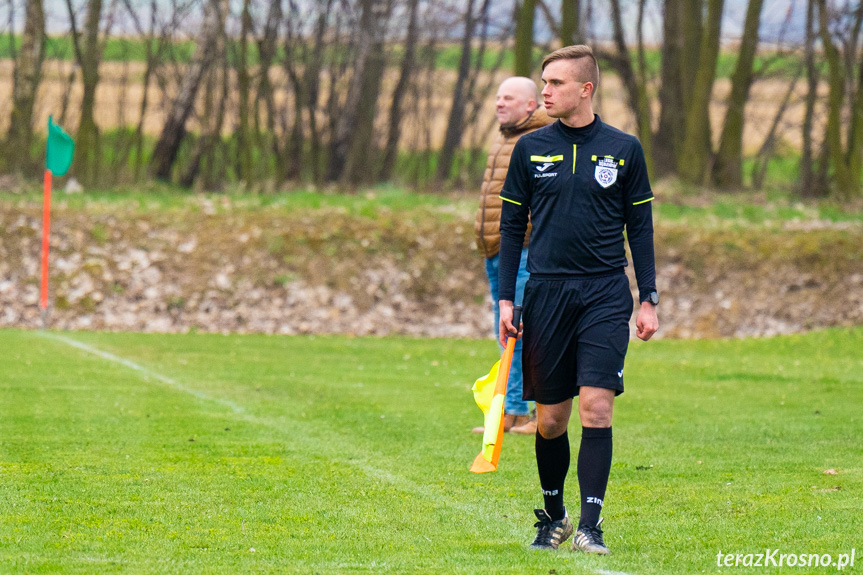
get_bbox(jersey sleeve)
[624,140,653,207]
[625,201,656,302]
[623,139,656,302]
[498,139,532,302]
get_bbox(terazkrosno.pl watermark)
[716,549,856,570]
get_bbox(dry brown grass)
[0,58,826,155]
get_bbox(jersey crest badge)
[593,155,622,188]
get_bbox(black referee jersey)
[498,114,656,304]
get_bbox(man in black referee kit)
[497,45,659,554]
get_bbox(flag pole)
[41,116,74,329]
[469,305,522,473]
[40,168,53,329]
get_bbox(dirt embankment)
[2,196,862,339]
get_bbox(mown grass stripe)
[33,330,639,575]
[32,333,524,536]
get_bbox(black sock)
[577,426,612,529]
[535,430,570,521]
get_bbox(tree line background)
[0,0,862,197]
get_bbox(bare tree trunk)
[452,0,492,185]
[135,14,156,182]
[6,0,45,174]
[341,0,393,185]
[411,37,439,188]
[327,0,390,183]
[180,9,228,190]
[236,0,253,184]
[655,0,684,174]
[284,62,304,180]
[58,66,76,127]
[281,0,307,182]
[712,0,764,189]
[514,0,535,76]
[179,65,217,188]
[183,39,230,191]
[436,0,476,183]
[121,0,160,182]
[380,0,420,181]
[849,9,863,185]
[799,0,820,196]
[149,0,226,181]
[680,0,703,106]
[306,2,331,184]
[634,0,653,176]
[184,81,228,190]
[463,7,509,131]
[5,0,16,62]
[751,67,800,190]
[678,0,724,184]
[207,55,232,190]
[816,0,855,196]
[324,27,348,182]
[560,0,580,45]
[66,0,104,186]
[255,0,281,186]
[608,0,652,175]
[609,0,639,122]
[845,6,863,131]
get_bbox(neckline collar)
[554,114,602,144]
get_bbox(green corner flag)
[46,116,74,177]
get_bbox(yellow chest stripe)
[530,155,563,163]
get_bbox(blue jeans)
[485,248,531,416]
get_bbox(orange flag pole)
[40,169,53,328]
[470,305,522,473]
[40,115,75,329]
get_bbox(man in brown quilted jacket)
[473,77,552,436]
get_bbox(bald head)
[500,77,538,100]
[495,76,539,128]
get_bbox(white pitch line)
[39,331,246,414]
[35,331,638,575]
[35,331,521,532]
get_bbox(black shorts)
[522,273,633,404]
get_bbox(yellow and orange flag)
[470,307,521,473]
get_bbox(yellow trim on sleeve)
[632,196,654,206]
[530,155,563,162]
[499,196,522,206]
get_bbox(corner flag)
[46,116,74,176]
[40,116,75,327]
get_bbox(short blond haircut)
[541,45,599,92]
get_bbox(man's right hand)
[499,300,522,347]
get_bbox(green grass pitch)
[1,328,861,574]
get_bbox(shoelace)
[578,525,604,545]
[537,517,574,548]
[533,517,557,544]
[533,517,552,530]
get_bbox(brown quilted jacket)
[474,108,553,258]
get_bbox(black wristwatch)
[642,291,659,306]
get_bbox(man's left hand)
[636,302,658,341]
